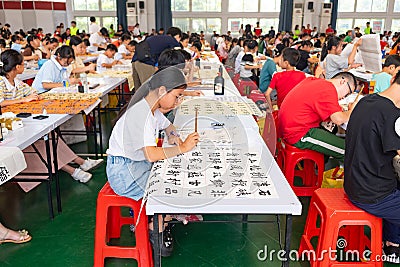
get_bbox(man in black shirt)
[345,71,400,263]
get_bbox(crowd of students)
[2,19,400,262]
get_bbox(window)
[75,17,91,33]
[73,0,116,11]
[192,0,221,12]
[260,0,281,12]
[101,0,116,11]
[354,18,384,33]
[259,19,279,32]
[338,0,355,12]
[356,0,387,12]
[171,0,189,11]
[228,18,258,32]
[173,18,190,33]
[102,17,118,30]
[192,18,221,34]
[228,0,257,12]
[392,19,400,32]
[336,19,353,35]
[395,0,400,12]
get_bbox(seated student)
[372,54,400,93]
[22,35,42,61]
[239,41,261,85]
[296,40,319,73]
[321,36,362,79]
[68,35,96,74]
[106,67,199,256]
[235,39,256,74]
[217,35,231,61]
[279,72,358,162]
[0,222,31,244]
[189,41,202,59]
[226,38,241,68]
[39,37,59,59]
[344,71,400,263]
[259,44,285,105]
[10,34,22,53]
[265,48,306,109]
[117,34,135,60]
[0,39,6,54]
[32,45,80,93]
[88,27,109,51]
[96,44,121,69]
[0,49,103,183]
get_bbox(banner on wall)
[231,20,240,32]
[373,21,382,33]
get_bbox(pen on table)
[195,108,198,132]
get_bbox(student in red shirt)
[265,48,306,108]
[325,24,334,35]
[279,72,358,161]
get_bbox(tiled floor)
[0,112,396,267]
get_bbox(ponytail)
[0,49,24,77]
[321,36,341,61]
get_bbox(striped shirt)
[0,76,36,102]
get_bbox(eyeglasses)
[342,77,353,94]
[175,94,184,103]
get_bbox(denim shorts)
[106,155,153,200]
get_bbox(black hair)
[69,35,83,47]
[282,48,300,66]
[383,55,400,68]
[0,39,6,48]
[54,45,75,60]
[247,40,258,50]
[274,43,286,57]
[10,34,21,46]
[128,40,137,47]
[181,32,189,41]
[49,37,59,44]
[300,40,313,48]
[121,33,131,42]
[26,35,39,52]
[179,49,191,61]
[0,49,24,77]
[71,21,76,25]
[83,39,90,47]
[100,27,109,37]
[321,36,341,61]
[192,41,202,52]
[5,23,10,28]
[90,17,96,22]
[158,49,186,69]
[166,27,182,39]
[392,68,400,85]
[242,54,254,63]
[332,71,357,92]
[106,43,118,52]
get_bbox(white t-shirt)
[235,49,245,74]
[89,32,105,51]
[89,23,101,35]
[106,98,171,161]
[96,53,114,68]
[118,44,130,55]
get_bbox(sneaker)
[149,229,174,257]
[383,243,400,263]
[71,168,92,183]
[80,158,104,172]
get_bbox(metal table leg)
[282,214,293,267]
[51,130,61,214]
[153,214,162,267]
[44,134,54,219]
[97,105,103,157]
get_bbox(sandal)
[0,229,32,244]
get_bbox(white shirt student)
[89,23,101,35]
[89,32,106,52]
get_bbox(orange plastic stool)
[299,188,382,267]
[276,140,324,196]
[94,182,153,267]
[238,79,258,96]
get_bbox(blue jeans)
[106,155,153,200]
[350,189,400,244]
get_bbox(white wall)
[4,10,24,32]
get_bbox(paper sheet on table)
[358,34,382,73]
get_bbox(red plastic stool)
[232,73,240,88]
[299,188,382,266]
[276,140,324,196]
[94,182,153,267]
[238,79,258,96]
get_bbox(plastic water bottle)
[80,73,88,93]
